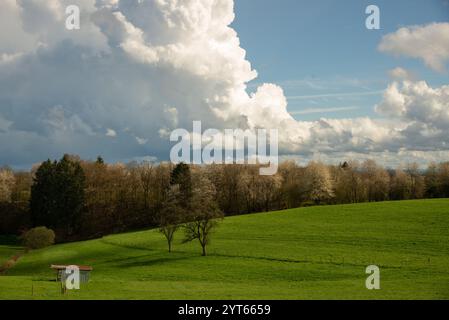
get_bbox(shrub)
[22,227,55,249]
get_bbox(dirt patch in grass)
[0,254,22,275]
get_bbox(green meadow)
[0,236,23,267]
[1,199,448,300]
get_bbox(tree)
[305,162,335,204]
[81,159,117,236]
[238,166,283,212]
[170,163,192,208]
[30,155,86,239]
[22,226,55,249]
[405,163,424,199]
[158,186,185,252]
[10,171,32,203]
[437,162,449,197]
[362,160,390,202]
[390,168,411,200]
[278,161,304,208]
[152,163,172,212]
[215,164,245,215]
[30,160,55,227]
[96,156,105,165]
[425,162,439,198]
[183,174,223,256]
[333,161,365,203]
[138,162,154,210]
[0,168,15,202]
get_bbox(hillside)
[1,199,449,300]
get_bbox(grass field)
[0,199,448,300]
[0,236,22,268]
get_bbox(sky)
[232,0,449,121]
[0,0,449,169]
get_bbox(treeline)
[1,155,449,243]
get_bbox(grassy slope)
[0,199,448,300]
[0,236,22,267]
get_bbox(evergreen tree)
[170,163,192,207]
[96,156,105,165]
[30,155,86,239]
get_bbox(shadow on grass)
[210,253,403,270]
[31,277,57,282]
[97,239,198,268]
[117,255,191,268]
[211,253,312,265]
[99,239,157,252]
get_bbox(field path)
[0,253,22,275]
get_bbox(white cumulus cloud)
[376,80,449,129]
[379,23,449,73]
[0,0,448,168]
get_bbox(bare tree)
[216,165,244,214]
[405,163,425,199]
[425,162,439,198]
[437,162,449,197]
[279,162,310,208]
[362,160,390,202]
[158,185,185,253]
[0,168,15,203]
[183,173,223,256]
[139,162,154,209]
[10,171,32,203]
[390,167,411,200]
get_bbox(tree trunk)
[167,232,173,253]
[202,244,206,256]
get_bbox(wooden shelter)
[50,264,93,283]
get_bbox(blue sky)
[232,0,449,121]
